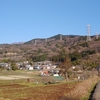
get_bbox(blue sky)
[0,0,100,44]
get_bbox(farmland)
[0,70,99,100]
[0,83,75,100]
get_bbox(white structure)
[35,40,37,45]
[78,76,81,80]
[87,24,91,41]
[60,34,62,41]
[52,65,57,69]
[96,32,99,39]
[53,74,59,76]
[72,66,76,70]
[28,67,34,70]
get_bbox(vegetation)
[69,50,82,61]
[0,72,99,100]
[83,60,98,70]
[0,34,100,99]
[37,48,43,53]
[30,54,47,62]
[11,62,18,71]
[0,65,5,71]
[81,50,96,57]
[79,42,89,47]
[59,56,72,81]
[0,51,3,54]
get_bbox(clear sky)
[0,0,100,44]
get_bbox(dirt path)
[0,75,30,80]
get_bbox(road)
[92,82,100,100]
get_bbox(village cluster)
[0,61,60,77]
[0,60,98,81]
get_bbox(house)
[53,74,59,76]
[52,65,57,69]
[34,65,41,70]
[28,66,34,70]
[40,70,49,76]
[0,63,9,67]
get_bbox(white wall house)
[28,66,34,70]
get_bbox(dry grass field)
[0,70,99,100]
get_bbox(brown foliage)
[59,56,72,80]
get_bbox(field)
[0,70,99,100]
[0,70,64,84]
[0,83,76,100]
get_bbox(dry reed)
[61,76,99,100]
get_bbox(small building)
[34,65,41,70]
[53,74,59,76]
[28,67,34,70]
[40,70,49,76]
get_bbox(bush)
[11,62,18,71]
[79,42,89,47]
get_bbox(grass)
[19,82,45,87]
[81,80,99,100]
[0,70,65,86]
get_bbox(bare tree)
[59,56,72,81]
